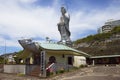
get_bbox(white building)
[98,20,120,33]
[73,56,86,67]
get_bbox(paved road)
[0,66,120,80]
[60,72,120,80]
[64,76,120,80]
[52,66,120,80]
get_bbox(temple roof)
[39,43,90,57]
[17,39,90,59]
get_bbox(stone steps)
[29,66,41,76]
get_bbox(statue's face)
[61,7,66,14]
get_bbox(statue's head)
[61,6,66,14]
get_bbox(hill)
[74,26,120,56]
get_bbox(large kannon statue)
[57,6,72,45]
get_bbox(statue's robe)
[58,13,71,41]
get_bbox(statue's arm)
[63,13,70,26]
[64,13,70,20]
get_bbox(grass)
[17,73,25,77]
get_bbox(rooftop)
[39,43,90,57]
[91,55,120,58]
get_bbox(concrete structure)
[3,39,90,77]
[4,65,26,74]
[87,55,120,65]
[98,27,103,33]
[1,53,16,64]
[4,65,39,75]
[73,56,86,67]
[98,20,120,33]
[101,25,112,33]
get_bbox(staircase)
[29,63,55,77]
[29,65,41,76]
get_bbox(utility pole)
[4,40,6,64]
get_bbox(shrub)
[79,64,87,68]
[59,70,65,73]
[17,73,25,76]
[56,69,65,74]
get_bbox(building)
[101,25,112,33]
[4,39,90,77]
[87,55,120,65]
[98,20,120,33]
[98,27,103,33]
[1,53,16,64]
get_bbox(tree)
[0,56,4,64]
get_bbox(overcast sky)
[0,0,120,54]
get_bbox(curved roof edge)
[39,43,91,57]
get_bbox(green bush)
[0,57,4,64]
[56,69,65,74]
[17,73,25,76]
[59,70,65,73]
[79,64,87,68]
[72,67,79,70]
[50,72,54,75]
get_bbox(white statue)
[57,6,71,44]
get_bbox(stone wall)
[4,65,26,74]
[4,65,40,75]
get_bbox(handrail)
[46,63,55,70]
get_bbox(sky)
[0,0,120,54]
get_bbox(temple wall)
[73,56,86,67]
[46,53,67,65]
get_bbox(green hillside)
[74,26,120,56]
[74,26,120,44]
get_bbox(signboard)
[40,51,46,77]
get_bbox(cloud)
[0,0,60,47]
[70,1,120,39]
[19,0,37,3]
[0,0,120,53]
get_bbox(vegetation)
[13,50,23,64]
[0,56,4,64]
[79,64,88,68]
[12,50,29,64]
[0,56,8,64]
[74,26,120,56]
[17,73,25,76]
[111,26,120,34]
[57,69,65,73]
[74,26,120,44]
[75,33,111,44]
